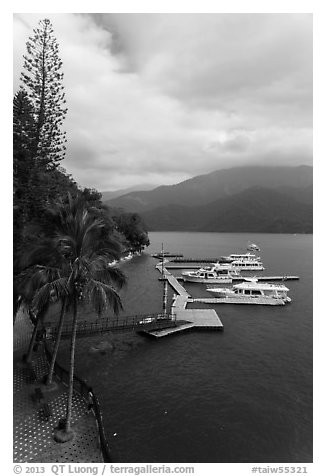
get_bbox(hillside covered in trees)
[14,19,150,278]
[13,18,152,441]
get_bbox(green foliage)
[17,193,127,317]
[113,212,150,252]
[13,90,36,255]
[18,194,127,434]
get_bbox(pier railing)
[44,313,177,339]
[42,313,177,461]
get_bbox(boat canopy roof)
[213,263,239,270]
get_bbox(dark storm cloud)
[13,13,312,191]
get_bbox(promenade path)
[13,310,103,463]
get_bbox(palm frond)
[32,277,70,314]
[84,279,123,316]
[16,265,63,304]
[93,265,127,290]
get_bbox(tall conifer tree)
[20,18,67,168]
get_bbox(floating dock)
[176,309,224,328]
[152,253,184,259]
[143,265,223,337]
[144,311,223,338]
[164,273,191,298]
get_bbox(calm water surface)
[57,232,313,463]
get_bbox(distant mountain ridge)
[105,165,312,213]
[101,183,156,202]
[104,166,313,233]
[140,186,312,233]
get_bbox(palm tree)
[30,194,126,442]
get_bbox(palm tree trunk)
[65,294,78,433]
[46,298,67,385]
[25,314,40,363]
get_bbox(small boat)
[206,280,291,305]
[182,264,240,283]
[247,242,260,251]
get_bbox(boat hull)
[197,295,287,305]
[231,265,265,271]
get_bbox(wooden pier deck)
[176,309,224,328]
[146,264,223,337]
[155,264,191,297]
[144,322,195,338]
[166,273,191,297]
[144,310,224,338]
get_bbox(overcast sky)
[13,13,312,191]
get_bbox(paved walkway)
[13,310,103,463]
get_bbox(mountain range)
[104,166,313,233]
[100,183,156,201]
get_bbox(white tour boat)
[182,264,240,283]
[206,279,291,305]
[219,252,261,263]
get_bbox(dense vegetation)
[13,18,150,442]
[14,19,150,279]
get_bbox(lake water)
[57,232,313,463]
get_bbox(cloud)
[13,13,312,191]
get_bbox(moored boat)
[219,252,261,263]
[206,280,291,305]
[182,264,240,283]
